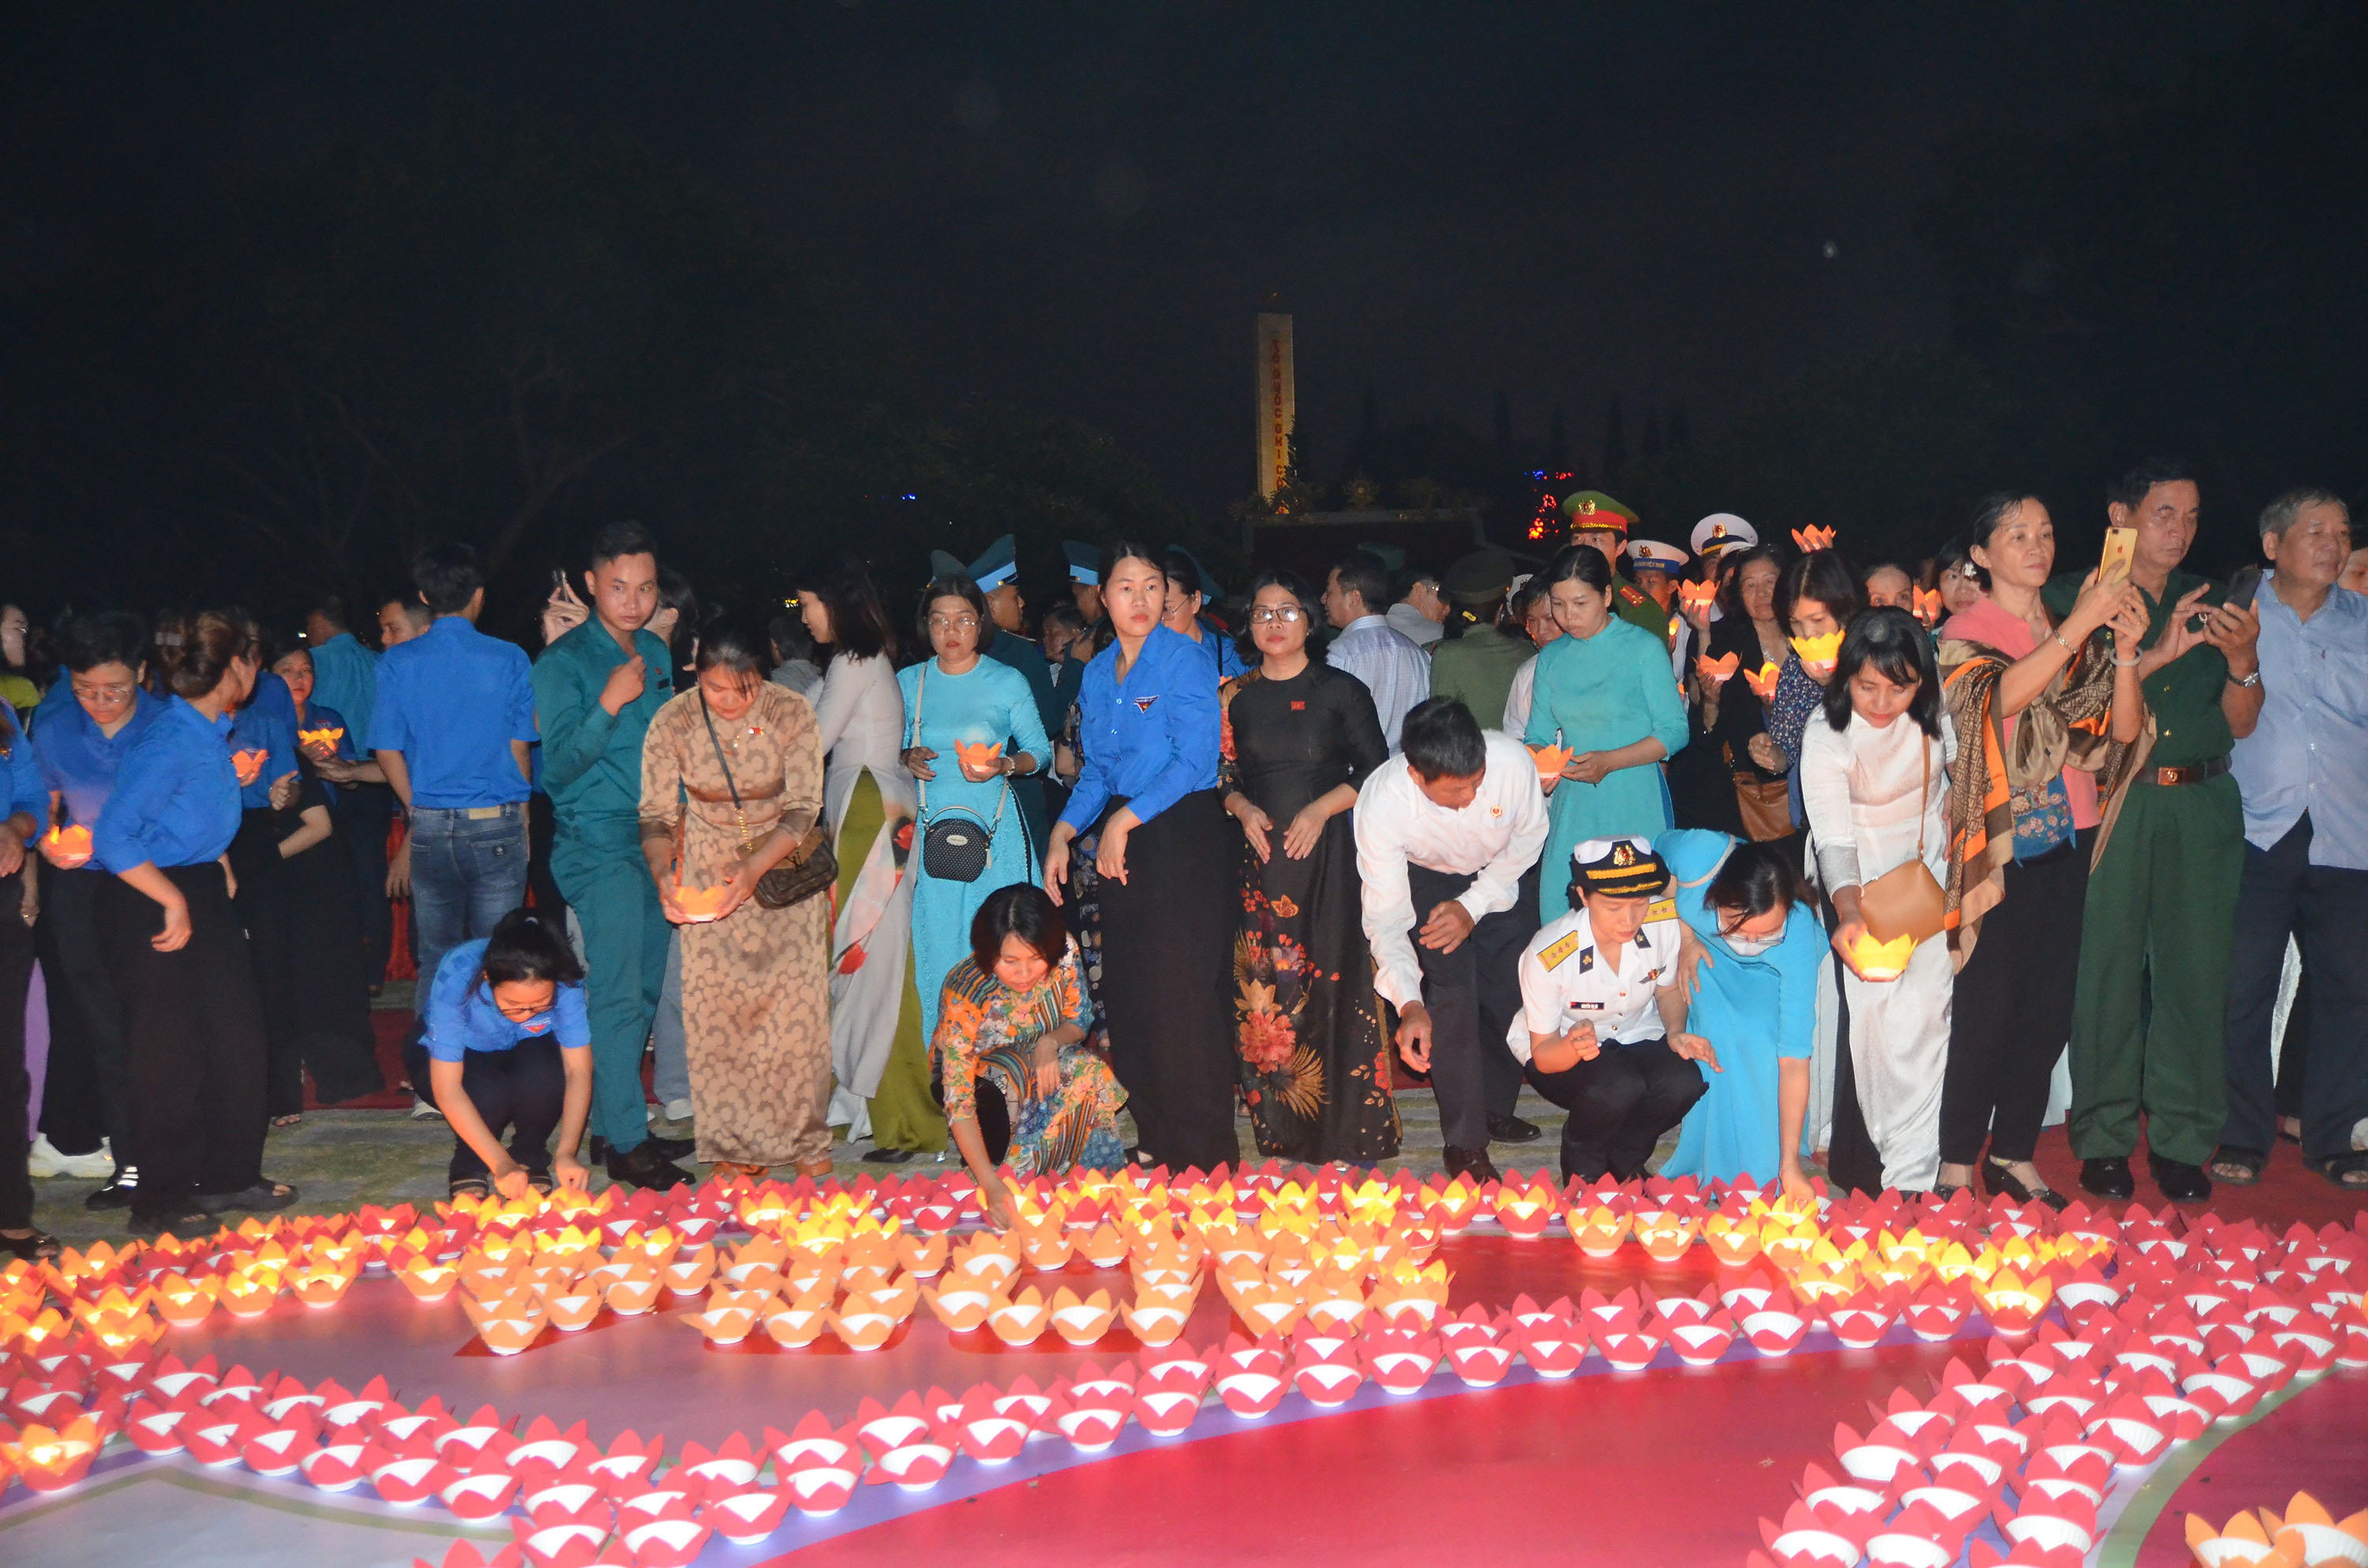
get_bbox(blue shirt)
[308,631,380,747]
[230,670,302,810]
[32,681,163,828]
[2231,576,2368,870]
[1057,623,1221,833]
[369,616,538,809]
[422,937,593,1062]
[0,711,43,823]
[292,699,358,762]
[93,696,243,871]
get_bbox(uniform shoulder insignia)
[1644,898,1677,922]
[1618,585,1647,605]
[1578,946,1595,973]
[1633,927,1651,950]
[1538,931,1583,971]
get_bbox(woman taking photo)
[1045,539,1234,1173]
[1523,544,1688,922]
[92,609,294,1233]
[799,558,933,1160]
[1936,493,2146,1204]
[900,574,1050,1042]
[30,611,159,1209]
[640,614,834,1181]
[1798,608,1958,1195]
[1697,544,1793,841]
[419,908,593,1199]
[937,885,1127,1228]
[1655,830,1823,1197]
[1220,570,1396,1163]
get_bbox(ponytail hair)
[477,907,586,990]
[155,608,255,700]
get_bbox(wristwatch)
[2227,669,2261,689]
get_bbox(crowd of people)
[4,460,2366,1256]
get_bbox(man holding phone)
[2045,461,2262,1204]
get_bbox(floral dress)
[1221,664,1399,1162]
[931,946,1126,1179]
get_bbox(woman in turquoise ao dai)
[1523,544,1688,922]
[899,574,1051,1042]
[1654,828,1823,1199]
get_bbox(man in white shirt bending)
[1324,550,1431,750]
[1355,697,1547,1183]
[1511,836,1714,1183]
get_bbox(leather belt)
[2133,756,2231,788]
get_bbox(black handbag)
[699,692,835,910]
[910,662,1009,885]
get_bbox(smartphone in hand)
[2099,526,2138,585]
[2224,566,2262,613]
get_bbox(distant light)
[1822,240,1839,260]
[903,494,917,501]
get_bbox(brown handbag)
[699,692,836,909]
[1855,735,1948,943]
[1724,741,1795,841]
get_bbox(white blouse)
[812,652,912,829]
[1798,709,1956,894]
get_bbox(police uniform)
[1508,836,1709,1181]
[1563,491,1672,647]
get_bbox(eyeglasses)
[927,616,980,632]
[1247,606,1307,625]
[73,683,136,703]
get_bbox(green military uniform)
[2044,569,2244,1166]
[1429,623,1533,732]
[984,626,1059,853]
[1563,490,1673,647]
[533,619,676,1155]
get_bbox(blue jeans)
[404,804,530,1099]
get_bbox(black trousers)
[336,782,395,989]
[1939,831,2091,1165]
[447,1038,565,1183]
[32,865,134,1164]
[1095,790,1239,1174]
[2223,813,2368,1161]
[1524,1034,1706,1182]
[1406,863,1535,1151]
[99,864,270,1221]
[0,871,37,1231]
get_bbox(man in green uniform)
[532,521,692,1188]
[1563,491,1673,645]
[2044,462,2261,1204]
[952,534,1062,853]
[1426,548,1531,730]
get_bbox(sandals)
[131,1208,215,1237]
[205,1181,300,1214]
[271,1114,304,1129]
[448,1177,492,1201]
[0,1228,63,1263]
[2207,1147,2268,1186]
[2304,1151,2368,1189]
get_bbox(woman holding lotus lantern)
[899,573,1051,1046]
[639,614,833,1181]
[1797,608,1958,1194]
[1697,544,1796,844]
[1522,544,1689,922]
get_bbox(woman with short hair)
[639,613,833,1181]
[419,907,593,1199]
[93,608,295,1233]
[936,885,1126,1228]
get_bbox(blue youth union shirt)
[421,937,593,1062]
[368,616,538,809]
[33,681,164,828]
[92,695,244,871]
[1056,623,1220,833]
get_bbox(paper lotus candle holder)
[920,1278,998,1333]
[40,824,92,868]
[985,1286,1052,1345]
[1792,526,1838,552]
[762,1285,835,1348]
[3,1416,103,1491]
[1572,1205,1632,1259]
[1529,743,1575,780]
[1912,586,1943,625]
[953,739,1004,777]
[1119,1286,1194,1345]
[1846,930,1918,982]
[671,881,730,922]
[824,1300,898,1351]
[1047,1286,1119,1346]
[1696,650,1740,687]
[231,748,269,784]
[297,725,345,750]
[1680,578,1718,616]
[1789,630,1845,672]
[1745,661,1783,702]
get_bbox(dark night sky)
[1,2,2270,522]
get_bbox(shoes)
[28,1135,114,1181]
[646,1101,695,1141]
[2150,1154,2213,1203]
[863,1147,917,1164]
[591,1132,695,1163]
[2079,1155,2135,1201]
[86,1166,139,1211]
[1486,1113,1542,1145]
[1441,1145,1502,1185]
[410,1095,444,1121]
[654,1098,694,1125]
[200,1181,300,1214]
[1981,1158,2070,1211]
[605,1143,693,1189]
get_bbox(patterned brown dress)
[639,681,833,1169]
